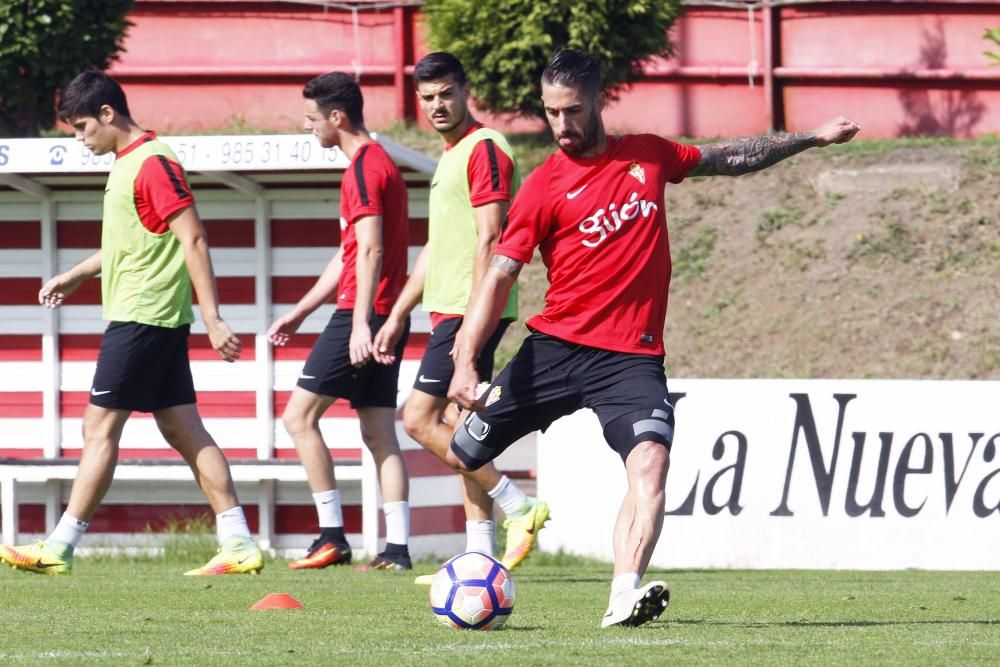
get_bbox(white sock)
[610,572,641,603]
[216,506,252,544]
[313,489,343,528]
[47,512,89,550]
[487,475,529,517]
[465,520,495,556]
[383,500,410,545]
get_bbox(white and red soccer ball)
[429,551,516,630]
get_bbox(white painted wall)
[537,379,1000,570]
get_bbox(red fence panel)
[108,1,1000,138]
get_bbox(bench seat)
[0,457,377,554]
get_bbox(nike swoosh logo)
[299,374,316,380]
[320,499,334,504]
[418,375,441,383]
[35,560,61,569]
[90,389,111,396]
[566,185,587,199]
[237,556,250,564]
[430,181,439,189]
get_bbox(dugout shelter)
[0,133,487,558]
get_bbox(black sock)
[320,527,348,546]
[383,542,410,558]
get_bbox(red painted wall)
[110,1,1000,138]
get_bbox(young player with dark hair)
[372,53,548,581]
[0,70,263,576]
[267,71,413,571]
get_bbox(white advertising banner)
[0,134,348,173]
[537,379,1000,570]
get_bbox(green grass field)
[2,550,999,666]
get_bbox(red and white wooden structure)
[0,134,534,557]
[108,1,1000,139]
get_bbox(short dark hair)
[542,49,603,97]
[303,72,364,126]
[413,52,466,87]
[57,71,131,121]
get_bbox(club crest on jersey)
[628,162,646,184]
[484,385,502,407]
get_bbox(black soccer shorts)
[89,321,197,413]
[451,331,675,470]
[297,310,409,408]
[412,317,511,398]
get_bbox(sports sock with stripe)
[488,475,530,517]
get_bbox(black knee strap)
[604,408,674,462]
[451,412,498,471]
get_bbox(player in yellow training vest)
[372,53,549,583]
[0,71,263,576]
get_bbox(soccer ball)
[429,551,515,630]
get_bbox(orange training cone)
[251,593,305,611]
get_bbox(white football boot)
[601,580,670,628]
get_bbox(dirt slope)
[505,140,1000,379]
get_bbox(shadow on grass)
[513,575,607,584]
[669,618,1000,628]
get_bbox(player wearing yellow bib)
[0,71,263,576]
[373,53,548,580]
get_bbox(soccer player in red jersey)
[267,72,412,571]
[446,50,861,627]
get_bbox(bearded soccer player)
[447,50,861,627]
[371,53,548,580]
[267,72,413,571]
[0,71,263,576]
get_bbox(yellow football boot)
[500,498,550,570]
[0,541,72,575]
[184,537,263,576]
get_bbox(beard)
[557,110,602,157]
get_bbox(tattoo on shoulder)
[688,131,817,177]
[489,255,523,278]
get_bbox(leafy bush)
[423,0,681,119]
[986,27,1000,66]
[0,0,133,136]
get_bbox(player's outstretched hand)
[266,311,305,347]
[372,316,404,365]
[206,318,241,362]
[813,116,861,147]
[38,273,84,309]
[349,323,373,368]
[448,362,485,412]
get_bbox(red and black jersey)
[496,134,701,356]
[117,132,193,234]
[337,141,409,315]
[449,122,516,207]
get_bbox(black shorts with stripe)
[89,322,196,413]
[451,331,675,470]
[297,310,409,408]
[413,317,511,398]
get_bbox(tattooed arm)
[688,116,861,177]
[448,254,523,410]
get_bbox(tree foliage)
[0,1,133,137]
[422,0,681,119]
[986,28,1000,67]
